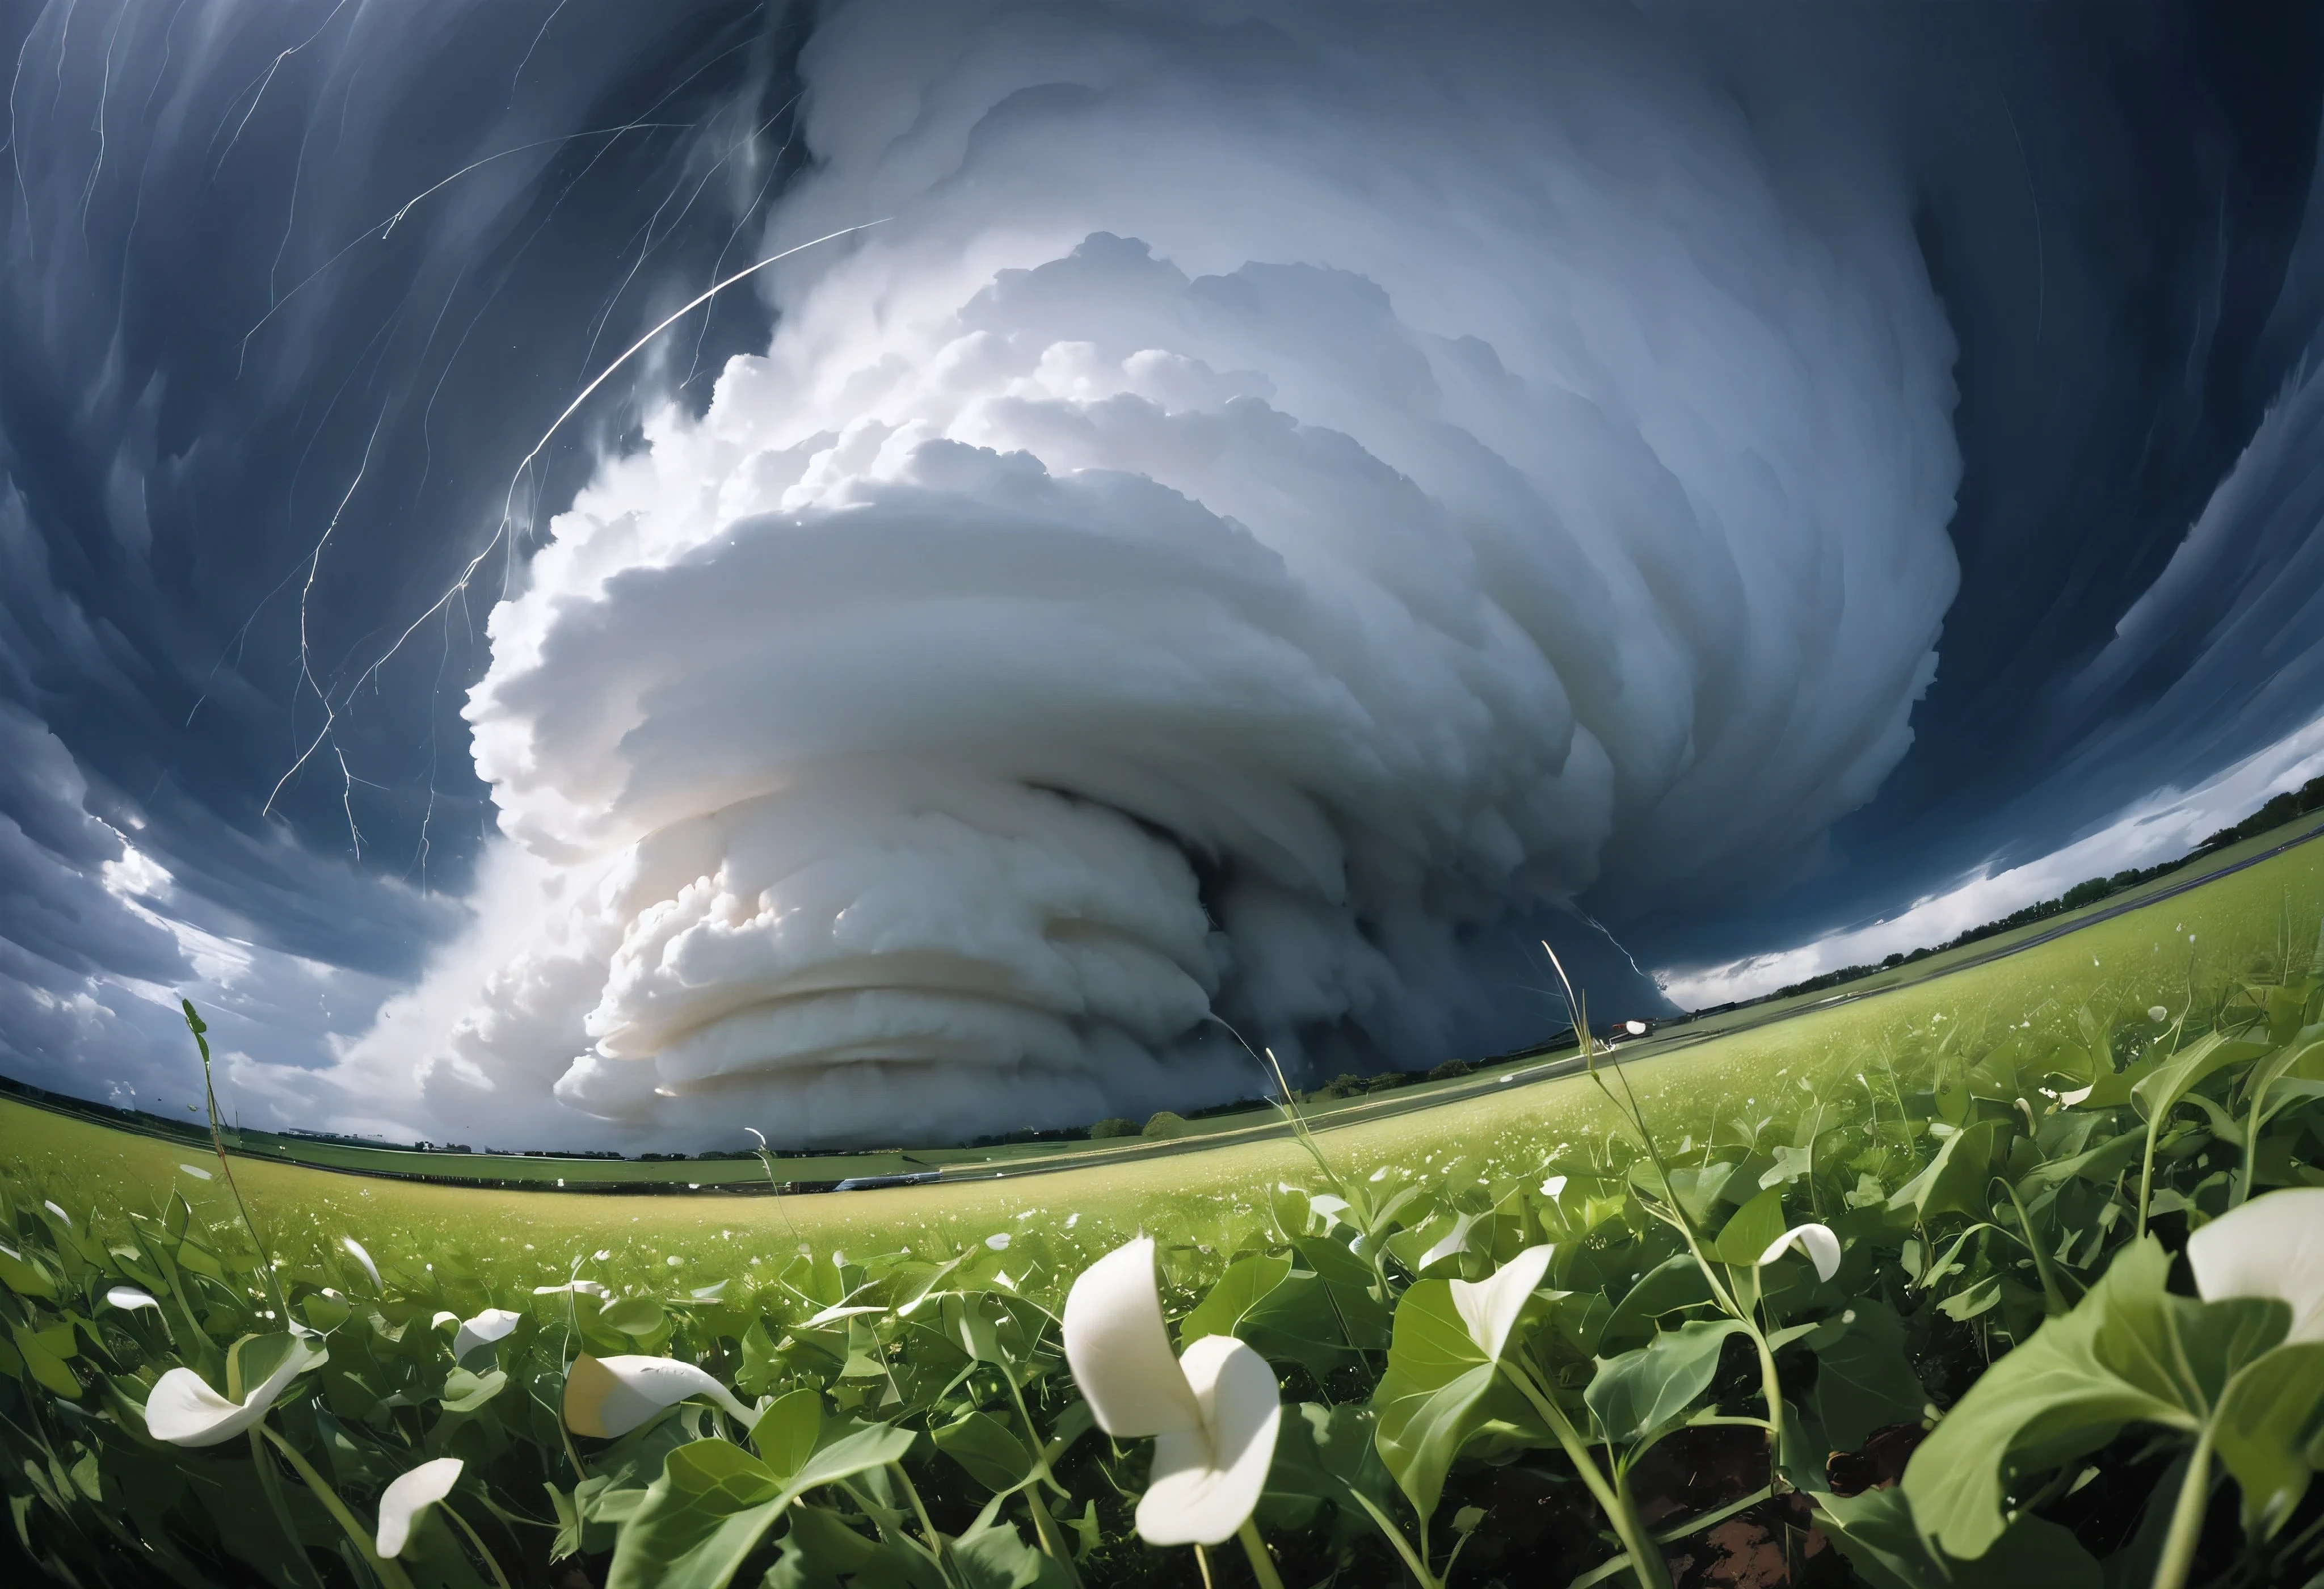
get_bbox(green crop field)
[4,819,2323,1589]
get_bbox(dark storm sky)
[3,0,2323,1133]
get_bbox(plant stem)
[1501,1361,1672,1589]
[441,1503,517,1589]
[1747,1327,1788,1489]
[180,1000,287,1319]
[259,1423,417,1589]
[1236,1519,1287,1589]
[1342,1487,1445,1589]
[999,1371,1086,1588]
[2152,1424,2216,1589]
[249,1427,326,1589]
[885,1462,963,1585]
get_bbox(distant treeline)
[1759,774,2324,1005]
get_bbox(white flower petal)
[533,1279,610,1298]
[1449,1245,1555,1361]
[2189,1187,2324,1342]
[1305,1193,1351,1230]
[1062,1237,1202,1439]
[1540,1175,1568,1199]
[106,1285,159,1311]
[376,1457,464,1558]
[1758,1223,1843,1282]
[431,1311,460,1331]
[341,1237,382,1290]
[453,1309,524,1361]
[562,1353,755,1439]
[2149,1006,2171,1023]
[178,1163,213,1181]
[1136,1335,1282,1546]
[143,1340,323,1447]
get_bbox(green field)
[9,814,2317,1299]
[6,818,2324,1589]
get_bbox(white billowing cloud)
[1660,715,2324,1008]
[387,1,1963,1145]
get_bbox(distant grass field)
[5,813,2319,1308]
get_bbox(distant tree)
[1428,1059,1474,1081]
[1088,1117,1138,1139]
[1140,1111,1192,1140]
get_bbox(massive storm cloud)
[4,2,2322,1146]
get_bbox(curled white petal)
[431,1311,460,1331]
[341,1237,382,1290]
[1136,1335,1282,1546]
[2149,1006,2171,1023]
[562,1353,755,1438]
[376,1456,464,1558]
[178,1163,213,1181]
[143,1341,323,1447]
[2188,1187,2324,1342]
[453,1309,524,1360]
[1305,1193,1351,1231]
[1063,1237,1203,1438]
[1758,1222,1843,1282]
[106,1286,159,1311]
[533,1279,610,1298]
[1540,1175,1568,1199]
[1449,1245,1555,1361]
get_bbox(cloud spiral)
[391,1,1963,1145]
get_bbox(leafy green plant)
[3,900,2324,1586]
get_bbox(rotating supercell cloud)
[3,2,2323,1147]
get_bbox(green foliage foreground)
[6,868,2324,1587]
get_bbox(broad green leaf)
[1261,1402,1393,1532]
[1809,1300,1925,1451]
[1902,1239,2279,1559]
[2014,1127,2141,1196]
[1711,1187,1790,1266]
[441,1367,507,1413]
[953,1519,1064,1589]
[1817,1487,2099,1589]
[1180,1252,1292,1344]
[1585,1319,1746,1444]
[2212,1340,2324,1537]
[934,1410,1035,1494]
[736,1318,789,1397]
[0,1243,57,1299]
[755,1388,822,1480]
[1629,1158,1739,1226]
[1291,1237,1392,1348]
[1599,1253,1715,1350]
[2131,1032,2272,1124]
[227,1331,311,1400]
[599,1297,668,1336]
[1371,1278,1533,1521]
[12,1322,79,1398]
[607,1440,786,1589]
[763,1502,935,1589]
[607,1420,918,1589]
[1887,1121,2001,1222]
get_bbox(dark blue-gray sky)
[4,1,2323,1146]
